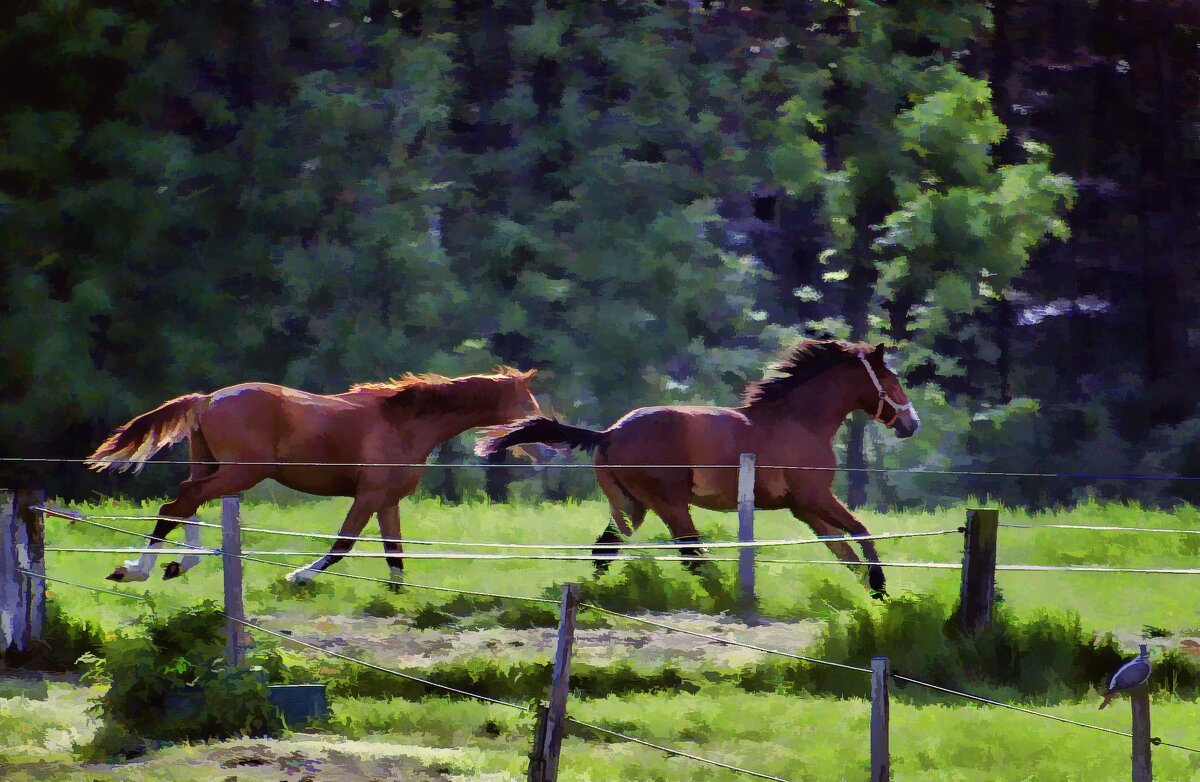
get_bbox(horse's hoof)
[286,569,315,585]
[162,561,182,580]
[870,589,888,601]
[867,565,887,594]
[106,567,148,583]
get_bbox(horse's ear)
[872,343,887,358]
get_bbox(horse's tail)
[86,393,210,473]
[474,415,608,457]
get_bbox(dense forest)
[2,0,1198,509]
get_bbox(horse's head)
[855,344,920,438]
[497,368,542,423]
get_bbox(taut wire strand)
[565,716,799,782]
[6,454,1200,481]
[15,566,528,710]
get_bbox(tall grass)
[40,495,1200,639]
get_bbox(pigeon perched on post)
[1098,644,1151,710]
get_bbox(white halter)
[858,355,916,426]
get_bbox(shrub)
[40,599,104,670]
[777,591,1200,704]
[80,601,282,758]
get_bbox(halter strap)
[858,355,914,426]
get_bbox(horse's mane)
[351,367,526,411]
[741,340,869,407]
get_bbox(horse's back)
[603,405,752,465]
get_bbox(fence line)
[565,716,799,782]
[7,454,1200,482]
[16,564,529,710]
[15,497,1200,779]
[1001,523,1200,535]
[32,505,958,549]
[38,544,1200,576]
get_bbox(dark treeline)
[2,1,1197,508]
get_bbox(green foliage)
[799,592,1157,703]
[79,601,281,757]
[39,599,104,671]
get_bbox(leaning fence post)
[221,494,247,667]
[737,453,757,617]
[528,582,580,782]
[871,657,890,782]
[1131,688,1152,782]
[959,508,999,637]
[1,490,46,663]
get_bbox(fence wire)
[7,454,1200,481]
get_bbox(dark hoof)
[867,565,887,595]
[591,548,617,576]
[162,561,183,580]
[105,568,127,582]
[870,589,888,601]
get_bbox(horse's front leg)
[286,495,378,584]
[809,495,886,598]
[377,504,404,587]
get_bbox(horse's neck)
[752,367,866,440]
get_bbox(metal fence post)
[737,453,756,617]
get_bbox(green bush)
[788,592,1179,702]
[40,599,104,670]
[80,601,282,758]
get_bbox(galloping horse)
[86,368,540,584]
[475,341,919,596]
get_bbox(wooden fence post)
[871,657,890,782]
[1,490,46,663]
[221,494,247,667]
[528,582,580,782]
[959,508,999,637]
[1131,688,1152,782]
[737,453,757,617]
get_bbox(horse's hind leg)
[107,437,268,582]
[592,468,647,574]
[287,493,381,584]
[592,504,647,575]
[377,503,404,588]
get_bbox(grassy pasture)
[5,495,1200,780]
[39,493,1200,635]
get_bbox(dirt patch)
[254,610,823,670]
[4,738,456,781]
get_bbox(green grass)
[41,495,1200,637]
[11,496,1200,780]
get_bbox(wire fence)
[9,477,1200,781]
[33,505,1200,575]
[6,454,1200,482]
[24,503,1200,764]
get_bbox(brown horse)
[86,368,540,584]
[475,341,919,596]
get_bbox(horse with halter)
[86,368,540,584]
[475,340,919,596]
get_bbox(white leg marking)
[178,521,203,574]
[286,556,331,584]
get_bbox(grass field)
[4,494,1200,780]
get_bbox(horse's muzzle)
[892,411,920,438]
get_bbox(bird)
[1098,643,1151,710]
